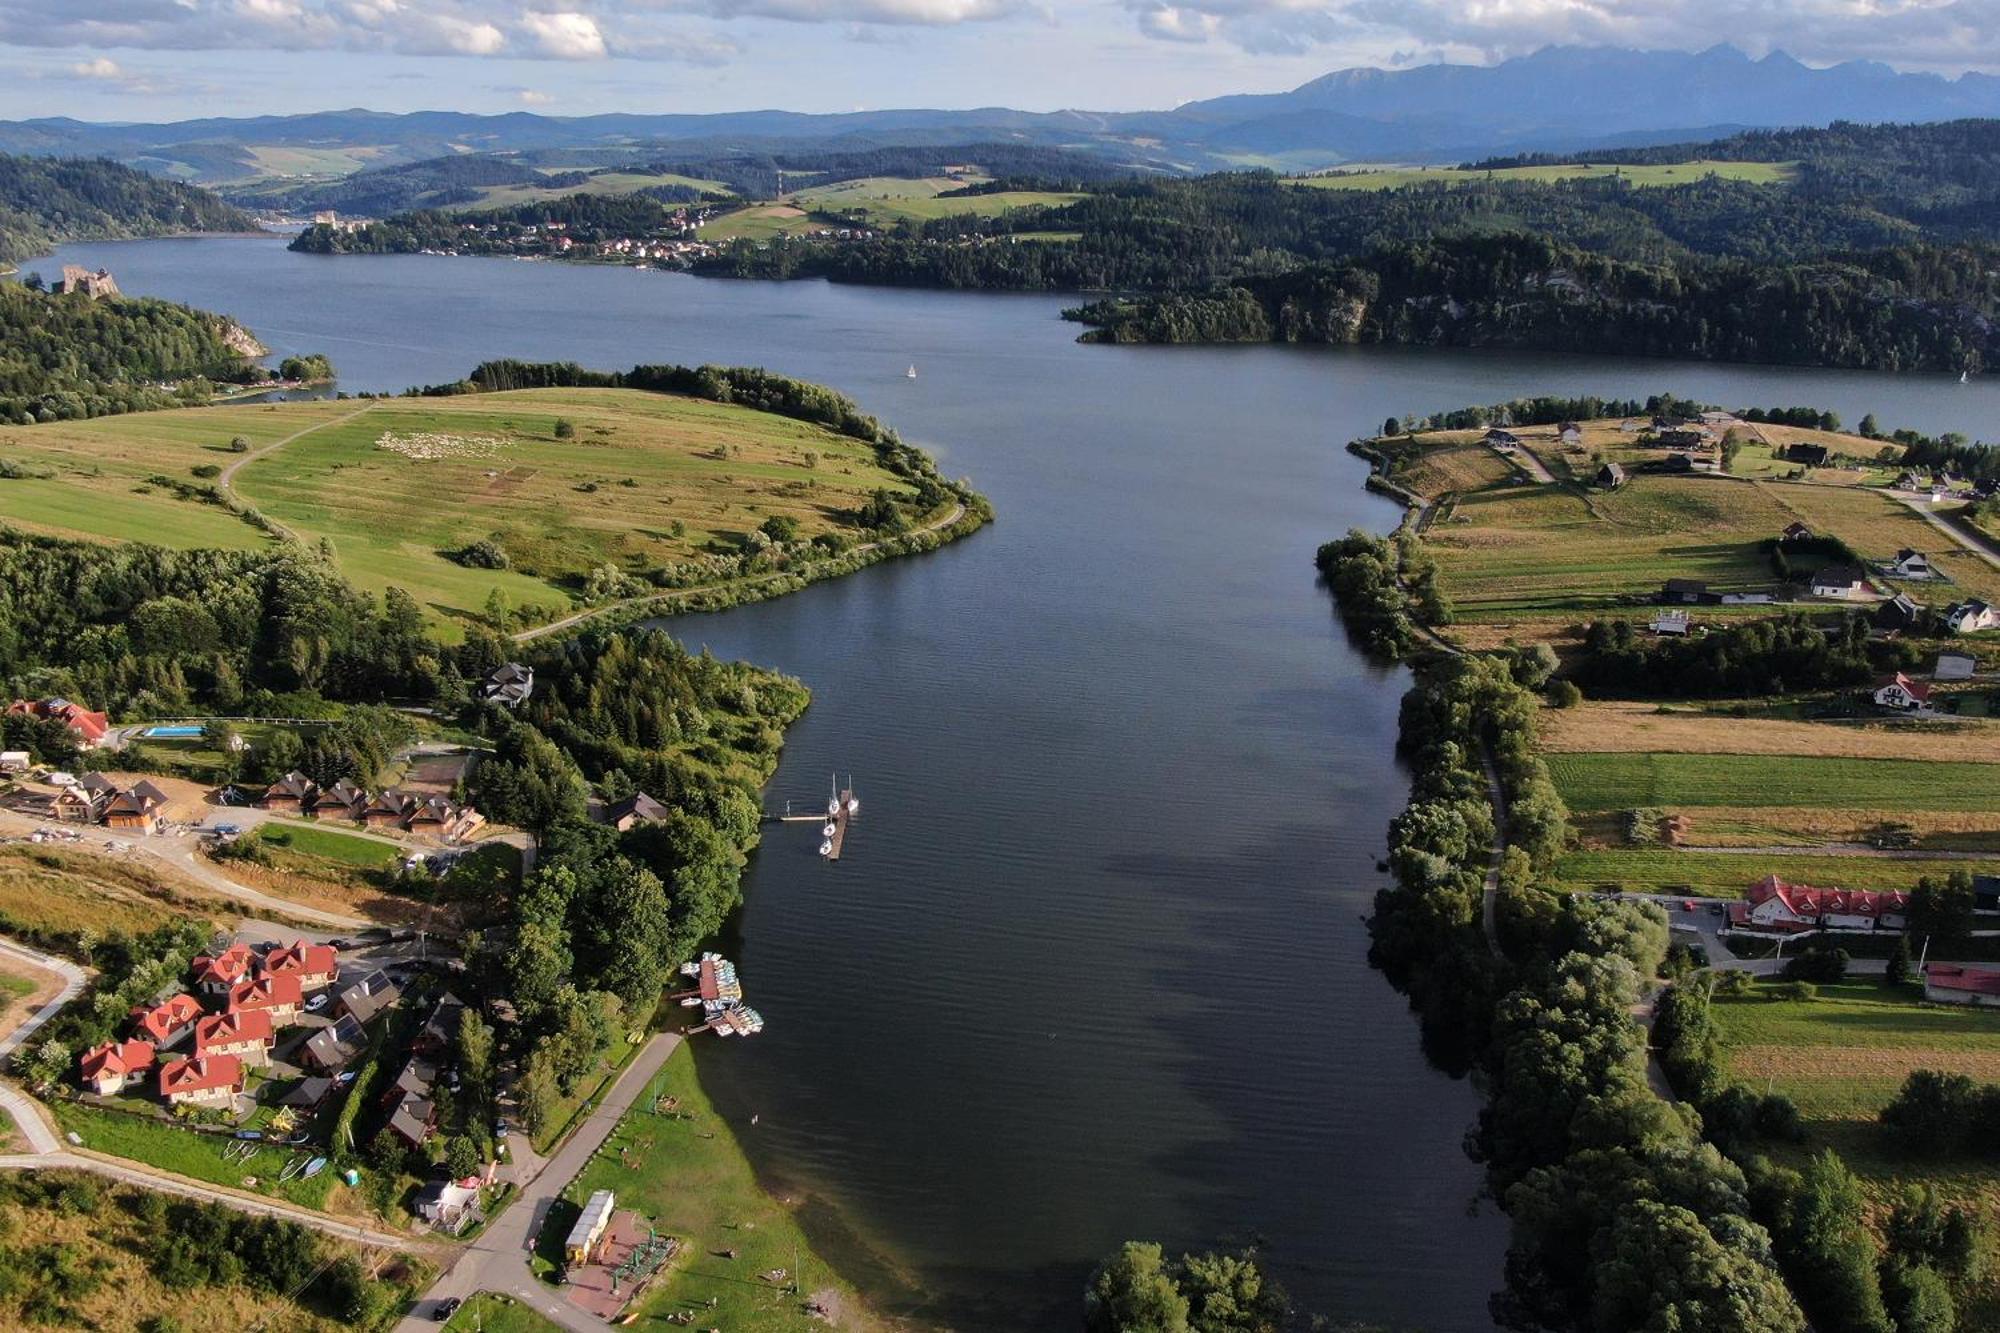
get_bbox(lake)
[40,236,2000,1330]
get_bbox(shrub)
[190,463,221,479]
[227,436,250,453]
[1548,679,1583,708]
[553,417,575,439]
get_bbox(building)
[604,792,670,831]
[1873,673,1933,711]
[99,779,170,831]
[415,1179,481,1230]
[1810,565,1868,599]
[386,1088,436,1147]
[1595,462,1625,489]
[1977,875,2000,913]
[0,751,30,773]
[482,662,535,707]
[1946,600,1999,634]
[1875,594,1925,634]
[1483,427,1520,451]
[131,994,203,1048]
[280,1076,335,1112]
[262,940,339,992]
[158,1054,244,1109]
[1924,964,2000,1008]
[1783,442,1831,467]
[566,1190,618,1265]
[316,777,369,821]
[6,697,110,746]
[303,1014,367,1072]
[363,790,417,829]
[1558,423,1583,448]
[1649,610,1691,637]
[1936,653,1978,681]
[1738,874,1909,931]
[193,1009,275,1066]
[1660,578,1709,605]
[260,771,318,813]
[1889,549,1935,578]
[336,970,401,1025]
[53,265,119,299]
[78,1039,155,1095]
[1656,428,1710,450]
[1780,521,1814,542]
[191,943,256,997]
[228,973,304,1027]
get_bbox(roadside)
[1893,492,2000,573]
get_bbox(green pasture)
[1549,752,2000,814]
[1294,159,1796,190]
[1550,847,2000,896]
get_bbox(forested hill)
[0,154,254,263]
[0,282,265,424]
[1060,234,2000,372]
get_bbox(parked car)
[433,1297,461,1321]
[304,993,330,1013]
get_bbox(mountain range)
[5,44,1999,183]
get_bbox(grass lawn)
[444,1292,565,1332]
[1549,752,2000,813]
[527,1028,639,1156]
[542,1044,885,1331]
[1539,700,2000,763]
[1294,159,1796,190]
[1549,847,2000,896]
[51,1100,337,1210]
[260,820,402,869]
[0,386,924,631]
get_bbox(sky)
[0,0,1996,121]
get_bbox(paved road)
[515,501,967,644]
[1894,493,2000,574]
[394,1032,683,1330]
[0,937,85,1064]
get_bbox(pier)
[766,779,860,860]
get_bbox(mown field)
[1296,159,1796,190]
[1773,482,2000,603]
[788,175,1084,225]
[0,388,923,628]
[445,1292,564,1332]
[1549,752,2000,813]
[1549,847,2000,896]
[701,204,818,241]
[1540,701,2000,763]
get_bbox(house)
[1650,610,1691,637]
[1874,595,1925,634]
[1977,875,2000,913]
[1924,964,2000,1008]
[405,795,460,836]
[6,697,110,746]
[1783,443,1831,467]
[1557,422,1583,448]
[1889,549,1935,578]
[482,662,535,707]
[316,778,368,821]
[416,993,466,1056]
[1896,471,1924,491]
[1810,565,1868,599]
[363,790,417,829]
[303,1014,367,1072]
[1483,427,1521,451]
[12,783,99,823]
[1699,411,1738,428]
[1740,874,1909,931]
[100,779,170,831]
[604,791,670,831]
[1936,652,1978,681]
[280,1076,335,1111]
[260,771,317,813]
[193,1009,275,1066]
[1947,600,1999,634]
[391,1053,438,1101]
[0,750,30,773]
[158,1053,244,1109]
[130,993,203,1048]
[415,1179,481,1230]
[1780,521,1814,542]
[262,940,339,992]
[336,970,402,1025]
[1872,673,1933,711]
[386,1089,436,1147]
[566,1189,618,1265]
[78,1039,155,1095]
[228,973,304,1027]
[1656,429,1710,450]
[1595,462,1626,489]
[191,943,256,997]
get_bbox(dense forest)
[0,153,252,263]
[0,281,266,423]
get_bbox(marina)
[769,776,861,861]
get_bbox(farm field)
[1548,752,2000,813]
[0,387,925,629]
[1540,701,2000,763]
[701,203,817,241]
[789,175,1085,225]
[1773,482,2000,603]
[1548,847,2000,896]
[1295,159,1796,190]
[542,1045,888,1332]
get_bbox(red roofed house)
[130,993,203,1049]
[191,942,256,997]
[228,973,303,1027]
[6,697,110,746]
[159,1053,245,1109]
[193,1009,275,1066]
[262,940,339,992]
[1873,673,1933,712]
[1924,964,2000,1008]
[78,1039,155,1095]
[1743,874,1910,931]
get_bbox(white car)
[304,993,330,1013]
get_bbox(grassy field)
[259,820,402,868]
[1296,159,1796,190]
[543,1044,888,1331]
[444,1292,565,1332]
[1550,847,2000,896]
[1550,752,2000,813]
[788,175,1084,226]
[0,845,224,939]
[1394,443,1517,497]
[0,387,924,629]
[1771,483,2000,603]
[470,169,733,209]
[1540,701,2000,763]
[701,204,819,241]
[51,1101,338,1210]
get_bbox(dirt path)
[218,401,379,545]
[514,501,967,645]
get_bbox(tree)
[1084,1242,1190,1333]
[1382,415,1401,437]
[503,918,573,1025]
[443,1135,483,1181]
[1548,679,1583,709]
[1177,1250,1287,1333]
[228,435,250,453]
[1775,1151,1893,1333]
[519,1041,562,1139]
[1859,413,1881,437]
[1887,936,1913,986]
[1594,1201,1805,1333]
[1908,873,1975,950]
[1881,1071,1979,1157]
[759,514,800,544]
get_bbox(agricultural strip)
[1548,752,2000,813]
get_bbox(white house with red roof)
[78,1039,155,1095]
[130,993,203,1048]
[6,697,110,746]
[1924,964,2000,1008]
[191,942,256,997]
[228,973,303,1027]
[193,1009,274,1066]
[262,940,339,992]
[1737,874,1910,931]
[158,1053,244,1109]
[1873,673,1934,712]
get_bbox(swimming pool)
[141,725,205,738]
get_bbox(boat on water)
[715,1006,765,1037]
[906,364,918,379]
[822,821,836,837]
[819,839,833,857]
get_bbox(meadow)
[0,845,224,941]
[1773,482,2000,603]
[788,175,1085,226]
[1549,846,2000,896]
[0,387,923,629]
[470,168,734,209]
[1540,701,2000,763]
[1296,159,1796,190]
[1548,752,2000,813]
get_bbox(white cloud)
[516,87,556,103]
[692,0,1026,21]
[70,55,125,79]
[520,10,608,58]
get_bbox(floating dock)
[768,779,859,861]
